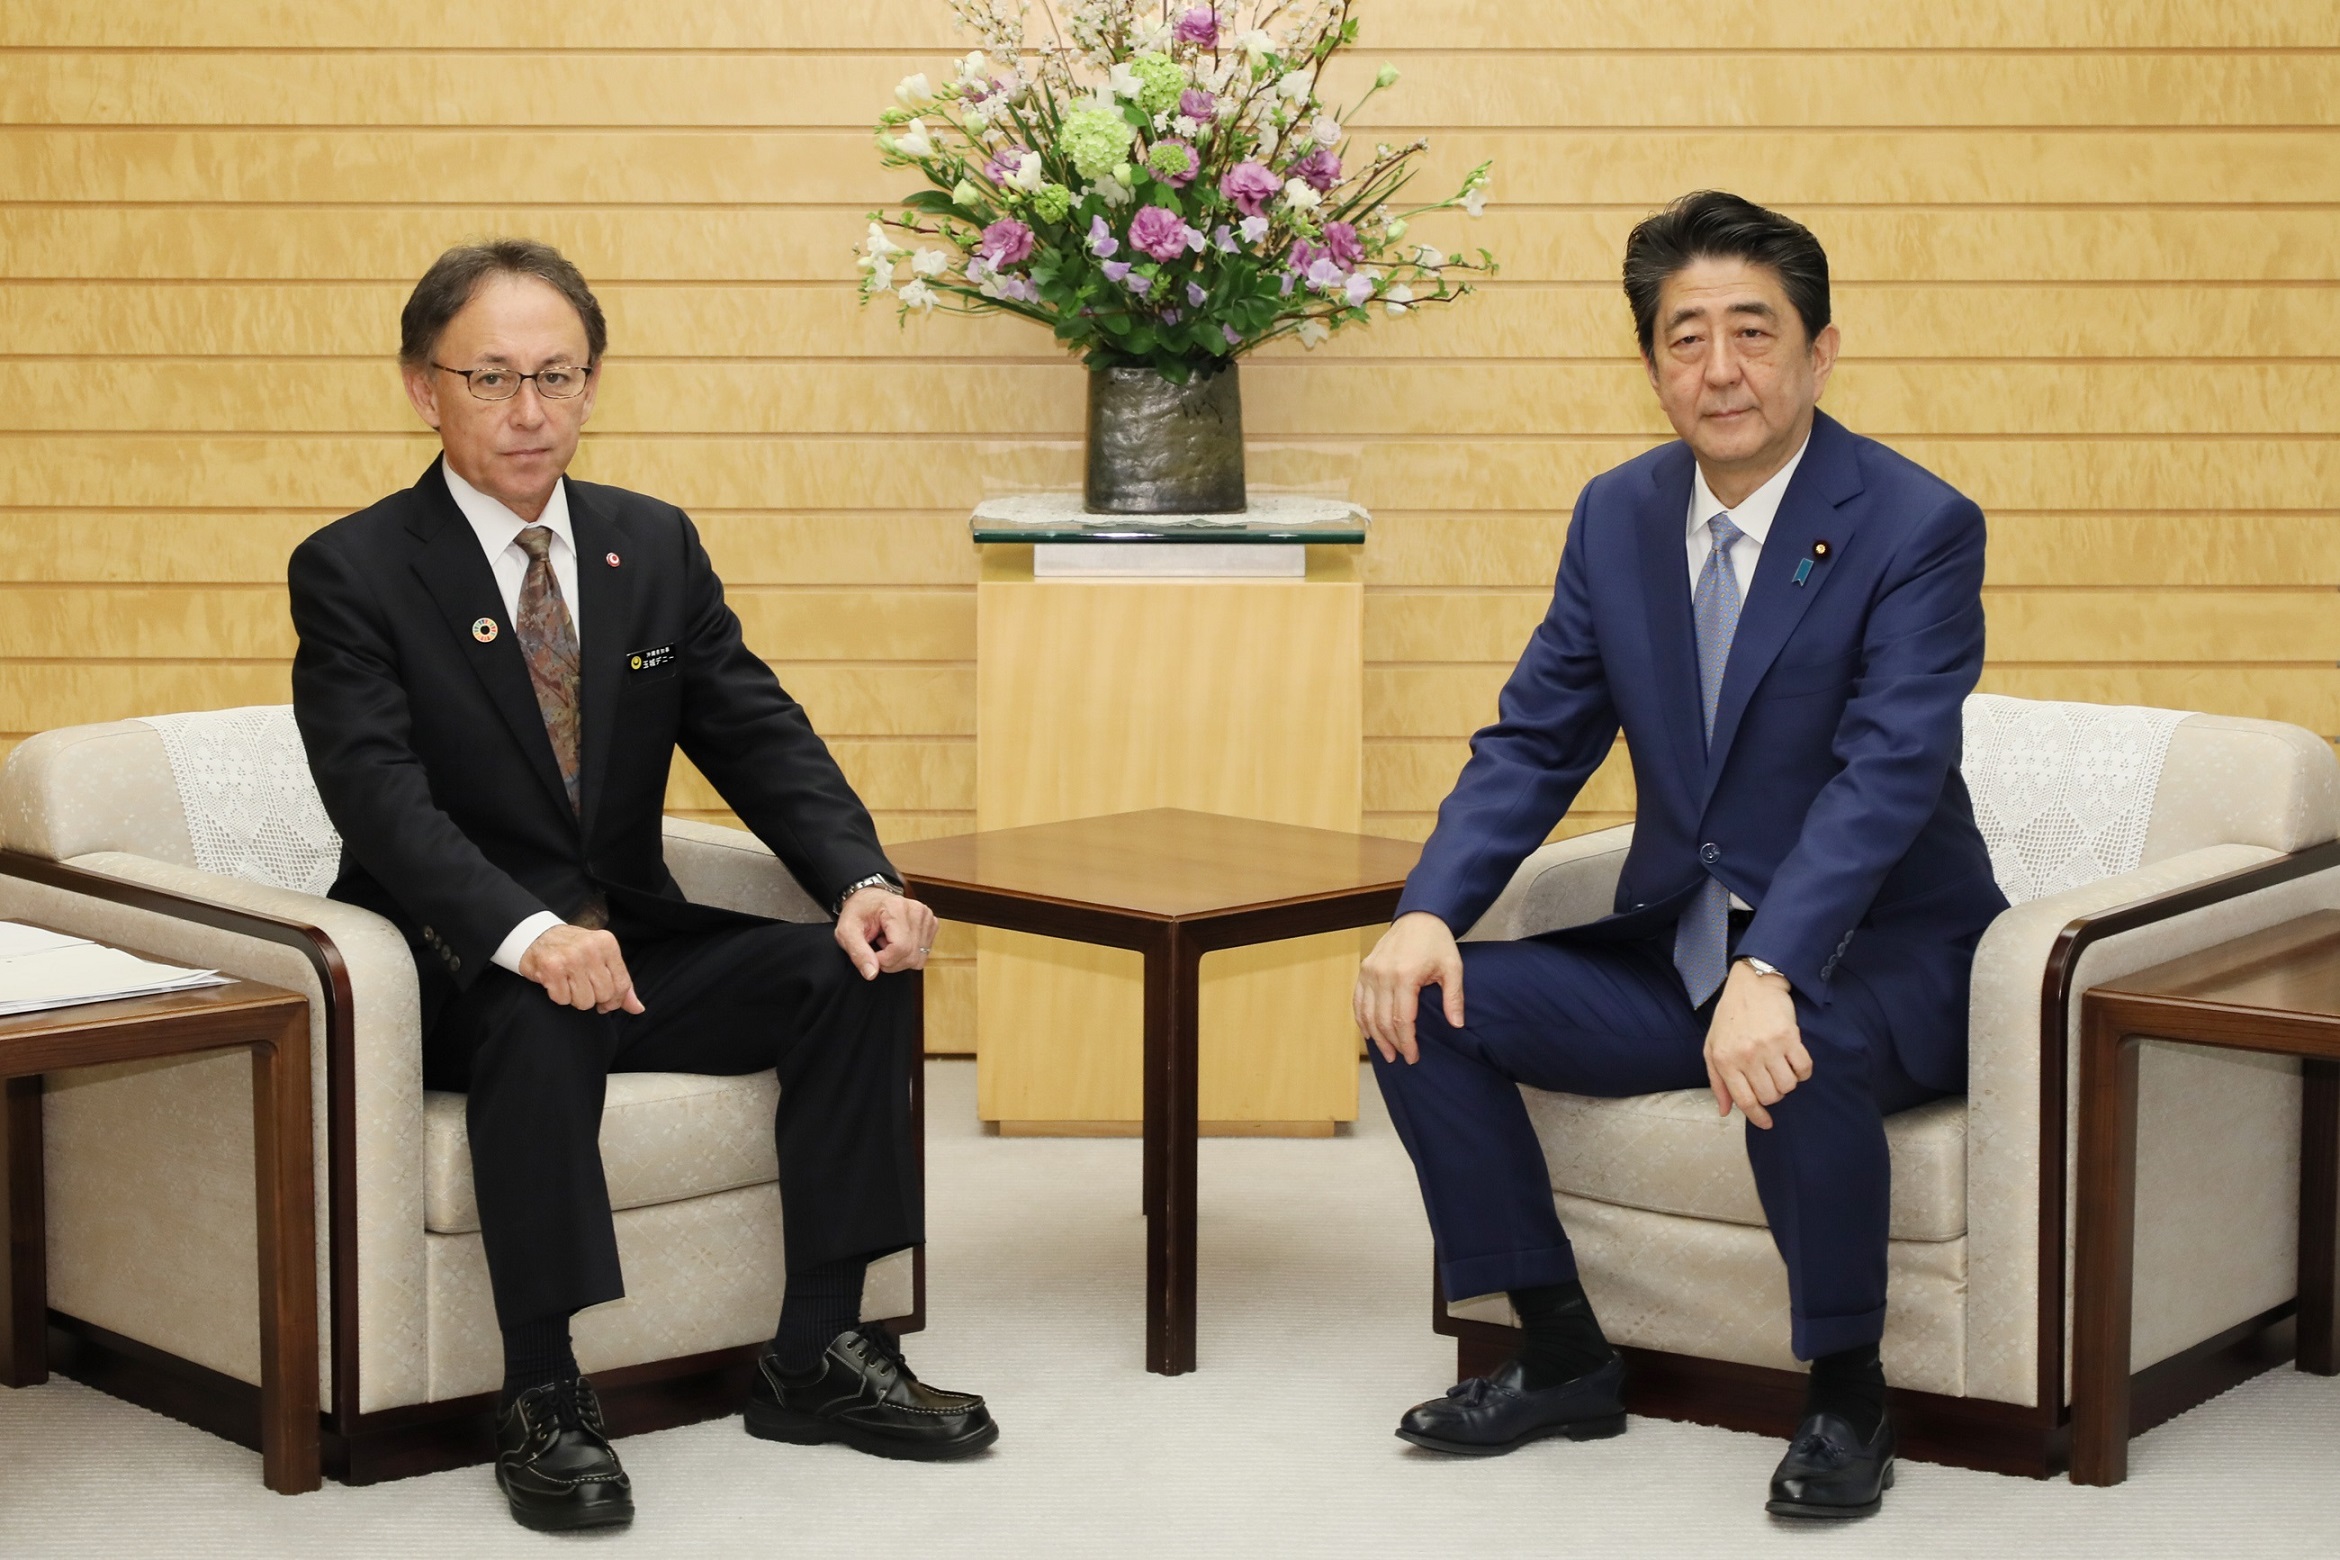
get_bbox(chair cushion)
[1524,1088,1967,1243]
[425,1072,779,1235]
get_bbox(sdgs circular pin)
[471,617,499,643]
[606,552,622,567]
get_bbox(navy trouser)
[1370,930,1944,1361]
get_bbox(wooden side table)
[1,977,318,1494]
[2071,910,2340,1485]
[891,808,1419,1375]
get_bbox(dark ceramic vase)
[1083,362,1246,514]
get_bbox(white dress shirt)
[1683,431,1811,914]
[441,462,581,972]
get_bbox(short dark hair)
[398,239,608,367]
[1622,192,1830,360]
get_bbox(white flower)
[959,50,988,81]
[1413,243,1445,267]
[961,96,999,129]
[1110,62,1143,99]
[1309,115,1341,148]
[1463,188,1487,218]
[1093,174,1133,207]
[861,222,903,262]
[1277,69,1313,101]
[1280,178,1322,213]
[1236,30,1275,62]
[1297,320,1330,348]
[1010,153,1047,192]
[1239,215,1270,244]
[899,278,936,312]
[894,73,935,109]
[1376,64,1401,90]
[894,119,935,158]
[865,263,895,294]
[1384,283,1414,315]
[1172,114,1200,139]
[952,178,982,207]
[912,248,949,278]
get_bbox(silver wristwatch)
[833,873,902,915]
[1738,955,1785,979]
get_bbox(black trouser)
[422,914,922,1328]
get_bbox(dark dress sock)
[772,1257,869,1373]
[1805,1342,1888,1440]
[1508,1279,1617,1389]
[500,1312,579,1408]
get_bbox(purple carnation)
[1129,204,1192,263]
[1179,88,1217,122]
[1322,220,1364,268]
[1288,147,1341,192]
[1173,7,1221,46]
[980,219,1036,269]
[1218,160,1280,217]
[983,146,1030,184]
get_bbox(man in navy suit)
[1354,192,2005,1518]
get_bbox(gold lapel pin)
[471,617,499,643]
[1812,540,1831,558]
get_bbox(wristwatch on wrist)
[833,873,902,915]
[1738,955,1785,980]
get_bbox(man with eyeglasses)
[287,240,994,1532]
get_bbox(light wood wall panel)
[2,2,2332,1052]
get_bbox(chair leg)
[2,1076,45,1388]
[2071,1010,2143,1487]
[2300,1059,2340,1377]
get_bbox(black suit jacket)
[288,459,894,1018]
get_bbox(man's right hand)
[1355,911,1464,1066]
[518,924,645,1014]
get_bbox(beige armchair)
[0,708,920,1483]
[1433,697,2340,1475]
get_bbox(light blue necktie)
[1673,513,1745,1006]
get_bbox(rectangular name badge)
[626,644,676,673]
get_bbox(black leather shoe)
[1766,1412,1896,1518]
[745,1326,997,1461]
[493,1378,634,1532]
[1395,1353,1627,1455]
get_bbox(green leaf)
[901,190,959,215]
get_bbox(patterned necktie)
[513,525,583,816]
[1673,513,1746,1006]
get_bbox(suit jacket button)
[448,953,462,972]
[1699,843,1721,864]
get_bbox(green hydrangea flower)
[1031,182,1073,223]
[1060,105,1138,180]
[1144,142,1194,182]
[1130,53,1188,119]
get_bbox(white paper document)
[0,921,232,1017]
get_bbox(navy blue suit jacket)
[1396,411,2006,1091]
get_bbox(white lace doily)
[1961,693,2191,906]
[135,706,343,896]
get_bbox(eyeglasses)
[431,362,594,401]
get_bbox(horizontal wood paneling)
[4,435,2331,513]
[8,128,2335,207]
[7,360,2333,438]
[12,280,2340,362]
[9,207,2337,284]
[11,51,2340,129]
[4,2,2332,1060]
[4,0,2328,50]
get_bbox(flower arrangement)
[859,1,1495,376]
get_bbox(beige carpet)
[2,1059,2336,1558]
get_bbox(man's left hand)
[1703,960,1813,1130]
[835,886,936,980]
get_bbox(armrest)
[1964,838,2340,1409]
[661,817,825,925]
[0,848,432,1415]
[1460,825,1634,944]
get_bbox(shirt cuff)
[492,911,567,973]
